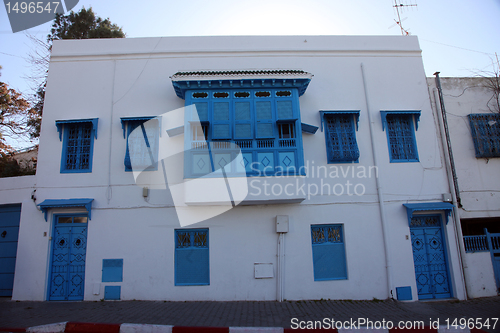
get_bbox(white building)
[0,36,467,302]
[428,76,500,298]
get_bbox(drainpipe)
[434,73,462,207]
[431,73,469,299]
[361,63,394,299]
[276,215,288,302]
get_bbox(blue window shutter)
[256,101,272,120]
[125,119,159,171]
[102,259,123,282]
[195,102,208,121]
[323,113,359,163]
[468,113,500,158]
[212,102,231,139]
[175,229,209,286]
[234,102,252,139]
[311,225,347,281]
[386,114,418,162]
[60,122,95,173]
[277,101,293,119]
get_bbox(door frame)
[47,213,88,301]
[410,213,453,300]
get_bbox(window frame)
[120,117,161,172]
[57,119,98,173]
[320,111,360,164]
[468,113,500,158]
[185,89,305,178]
[310,224,348,281]
[174,228,210,286]
[380,111,420,163]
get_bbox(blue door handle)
[1,230,6,238]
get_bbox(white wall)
[6,36,463,301]
[463,252,497,298]
[428,77,500,219]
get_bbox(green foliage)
[28,7,125,140]
[48,7,125,42]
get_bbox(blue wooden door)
[410,215,451,299]
[0,204,21,297]
[48,215,87,301]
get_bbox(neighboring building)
[428,76,500,298]
[12,145,38,170]
[0,36,465,302]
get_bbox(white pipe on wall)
[361,63,394,299]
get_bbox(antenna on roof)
[391,0,417,36]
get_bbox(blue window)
[321,111,360,163]
[381,111,420,162]
[175,229,209,286]
[311,224,347,281]
[185,89,304,177]
[120,117,160,172]
[468,113,500,158]
[56,119,98,173]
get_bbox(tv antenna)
[392,0,417,35]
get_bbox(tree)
[0,66,31,155]
[28,7,125,139]
[48,7,125,42]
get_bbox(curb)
[1,323,491,333]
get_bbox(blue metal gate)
[48,215,87,301]
[485,229,500,292]
[0,204,21,297]
[410,215,451,299]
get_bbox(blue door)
[48,215,88,301]
[410,215,451,299]
[0,204,21,297]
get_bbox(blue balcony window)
[468,113,500,158]
[185,89,305,177]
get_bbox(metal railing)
[463,235,489,252]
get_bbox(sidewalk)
[1,297,499,332]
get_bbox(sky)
[1,0,500,149]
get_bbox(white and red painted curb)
[0,322,488,333]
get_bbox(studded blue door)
[49,215,87,301]
[410,215,451,299]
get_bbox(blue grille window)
[468,113,500,158]
[322,113,359,163]
[381,112,419,162]
[121,118,160,172]
[175,229,209,286]
[311,224,347,281]
[185,89,304,177]
[57,119,98,173]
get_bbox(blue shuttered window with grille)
[185,89,304,177]
[311,224,347,281]
[468,113,500,158]
[120,117,160,172]
[175,229,209,286]
[321,112,360,163]
[381,111,420,162]
[56,119,98,173]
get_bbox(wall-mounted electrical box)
[276,215,289,233]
